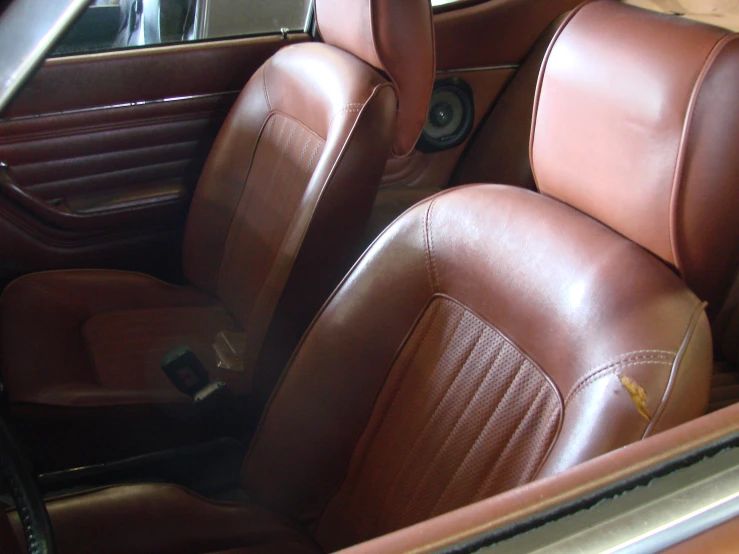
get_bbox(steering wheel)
[0,417,55,554]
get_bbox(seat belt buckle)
[161,347,228,408]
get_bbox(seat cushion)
[9,484,322,554]
[0,269,250,407]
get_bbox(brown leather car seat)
[0,0,435,460]
[13,2,739,552]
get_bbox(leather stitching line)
[428,198,439,291]
[423,199,435,291]
[567,352,675,404]
[306,141,321,174]
[565,359,674,407]
[528,1,590,192]
[589,350,675,372]
[262,64,272,110]
[328,104,365,128]
[213,115,276,293]
[645,301,707,436]
[667,32,735,270]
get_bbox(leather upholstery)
[182,43,397,395]
[315,0,435,157]
[451,15,566,190]
[1,4,435,418]
[14,3,730,552]
[242,186,712,549]
[23,186,714,552]
[0,270,253,405]
[531,0,739,312]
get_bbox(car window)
[52,0,312,57]
[623,0,739,31]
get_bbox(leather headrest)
[315,0,435,158]
[531,0,739,312]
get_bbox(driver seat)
[11,1,739,553]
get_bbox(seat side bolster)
[648,305,713,436]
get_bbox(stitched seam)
[565,360,673,407]
[278,127,309,192]
[529,1,591,191]
[427,197,440,291]
[423,199,436,291]
[646,301,707,436]
[565,353,676,405]
[530,400,565,482]
[216,116,281,293]
[306,141,321,174]
[667,32,735,270]
[262,64,272,110]
[213,115,275,293]
[330,299,445,522]
[270,120,298,188]
[590,349,675,370]
[328,103,365,127]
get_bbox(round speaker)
[417,78,474,153]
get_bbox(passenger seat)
[0,0,435,468]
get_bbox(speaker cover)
[417,77,474,153]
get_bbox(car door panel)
[0,34,308,282]
[2,92,235,196]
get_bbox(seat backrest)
[531,0,739,314]
[181,0,435,394]
[240,0,739,549]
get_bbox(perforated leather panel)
[316,297,562,550]
[217,113,325,329]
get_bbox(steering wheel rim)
[0,417,55,554]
